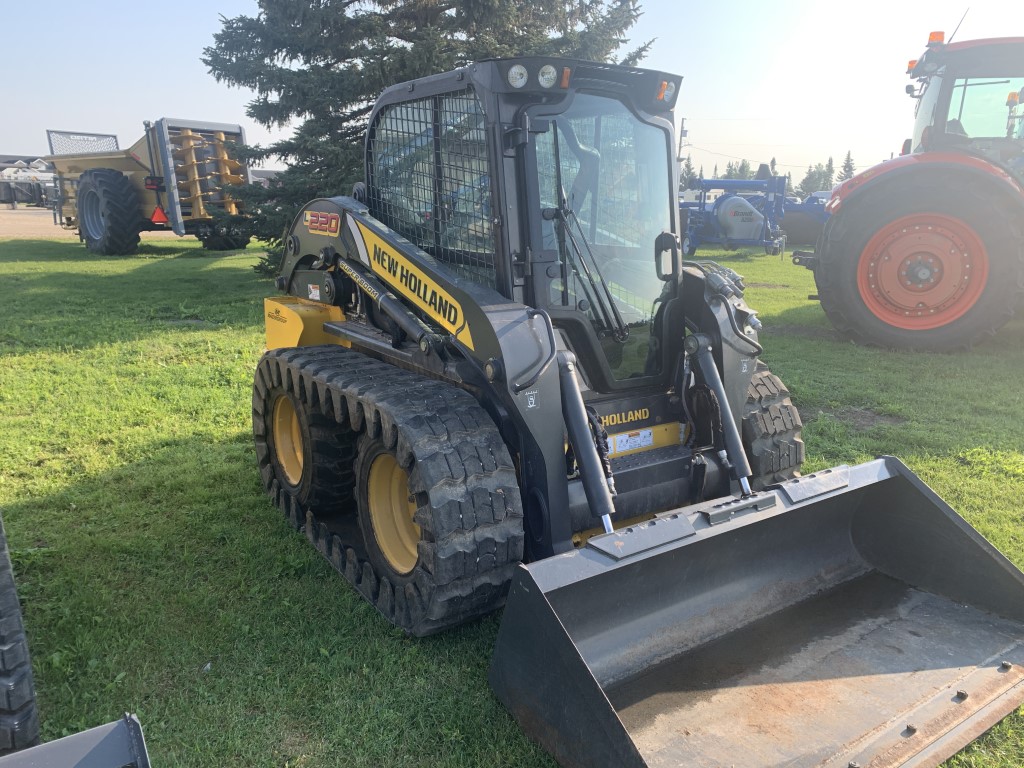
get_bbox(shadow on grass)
[759,298,1024,354]
[0,240,275,352]
[0,239,252,263]
[1,432,537,766]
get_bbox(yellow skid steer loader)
[253,58,1024,767]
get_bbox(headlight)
[507,64,529,89]
[538,65,558,89]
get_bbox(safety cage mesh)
[367,89,496,289]
[46,130,119,156]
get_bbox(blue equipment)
[780,193,831,246]
[680,167,787,256]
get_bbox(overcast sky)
[5,1,1022,180]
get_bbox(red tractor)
[804,34,1024,350]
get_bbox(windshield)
[533,93,673,380]
[914,70,1024,150]
[948,76,1024,138]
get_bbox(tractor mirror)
[654,231,678,281]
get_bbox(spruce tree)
[204,0,652,259]
[680,153,696,189]
[838,150,856,182]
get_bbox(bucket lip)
[521,457,907,592]
[788,638,1024,768]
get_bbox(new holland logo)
[356,221,475,350]
[601,408,650,427]
[267,307,287,324]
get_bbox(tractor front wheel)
[815,181,1024,350]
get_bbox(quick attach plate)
[587,513,697,561]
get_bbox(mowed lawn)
[0,234,1021,767]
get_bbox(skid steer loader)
[252,58,1024,767]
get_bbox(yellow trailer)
[46,119,252,254]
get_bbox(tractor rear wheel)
[815,181,1024,350]
[0,516,40,754]
[253,346,524,636]
[76,169,140,255]
[742,362,804,490]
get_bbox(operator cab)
[908,35,1024,178]
[364,58,685,395]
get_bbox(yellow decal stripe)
[355,221,475,350]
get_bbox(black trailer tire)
[0,516,40,754]
[742,362,804,490]
[76,169,141,255]
[815,178,1024,351]
[198,234,251,251]
[253,346,525,636]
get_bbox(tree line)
[203,1,864,265]
[680,151,857,198]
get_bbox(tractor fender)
[827,152,1024,216]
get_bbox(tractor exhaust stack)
[490,458,1024,768]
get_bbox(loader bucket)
[490,457,1024,768]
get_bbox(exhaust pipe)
[490,458,1024,768]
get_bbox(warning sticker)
[612,429,653,456]
[308,284,321,301]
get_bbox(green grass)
[0,236,1021,766]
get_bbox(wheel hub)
[856,214,989,331]
[367,453,419,574]
[78,189,103,240]
[900,255,944,290]
[272,395,304,486]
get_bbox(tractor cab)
[907,34,1024,179]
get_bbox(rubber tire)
[0,516,40,754]
[682,235,697,258]
[741,362,804,490]
[254,384,356,519]
[199,234,251,251]
[815,177,1024,351]
[253,346,524,636]
[76,169,140,255]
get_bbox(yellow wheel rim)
[367,453,419,574]
[272,395,304,486]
